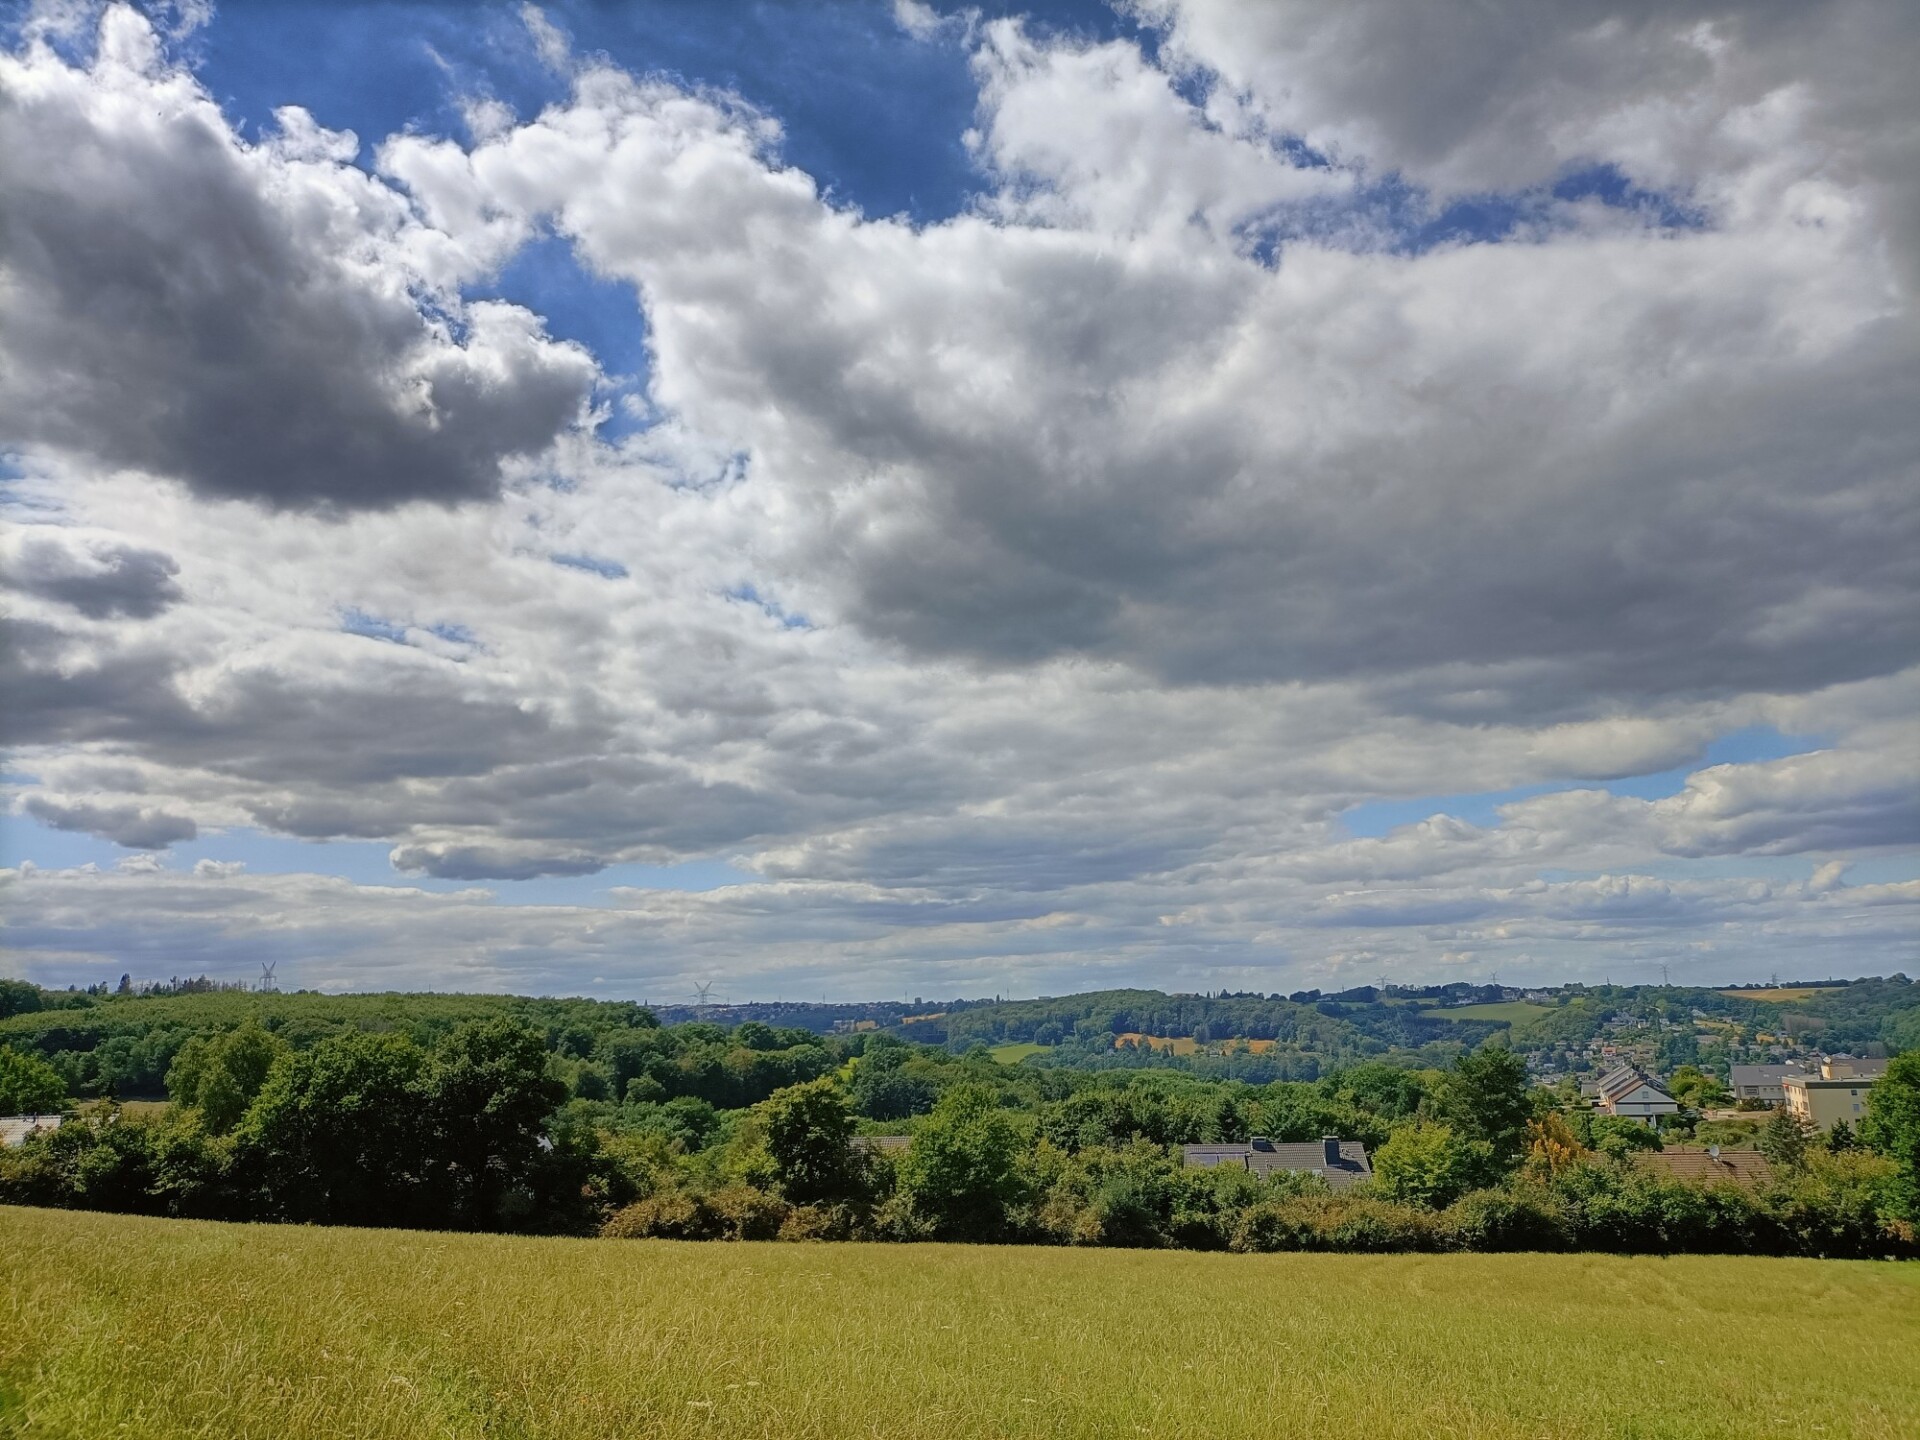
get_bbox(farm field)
[1420,1000,1560,1024]
[3,1208,1917,1440]
[986,1041,1051,1064]
[1718,987,1844,1003]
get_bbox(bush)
[1230,1194,1440,1253]
[600,1184,790,1241]
[1441,1188,1569,1252]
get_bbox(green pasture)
[2,1207,1916,1439]
[987,1042,1052,1064]
[1420,1001,1559,1024]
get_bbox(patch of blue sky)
[337,611,478,650]
[1242,161,1707,266]
[552,553,629,579]
[725,582,811,630]
[186,1,1128,229]
[462,234,656,440]
[338,608,410,644]
[0,813,750,901]
[1341,726,1826,839]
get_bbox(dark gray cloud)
[0,22,595,511]
[22,794,197,849]
[5,538,182,618]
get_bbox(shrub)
[600,1185,791,1241]
[1442,1188,1570,1252]
[602,1190,717,1240]
[1230,1194,1440,1253]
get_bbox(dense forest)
[2,978,1916,1257]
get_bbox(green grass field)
[2,1209,1917,1439]
[1420,1000,1560,1024]
[987,1041,1051,1064]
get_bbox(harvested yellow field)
[1719,987,1843,1002]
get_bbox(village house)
[1728,1063,1805,1106]
[1181,1136,1372,1190]
[1592,1065,1678,1124]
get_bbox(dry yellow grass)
[1717,987,1841,1003]
[2,1206,1917,1439]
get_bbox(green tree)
[898,1084,1026,1240]
[1859,1051,1920,1220]
[232,1030,432,1226]
[1435,1044,1531,1170]
[1589,1115,1662,1161]
[1759,1106,1813,1171]
[428,1019,567,1229]
[0,979,45,1021]
[166,1020,288,1132]
[0,1046,68,1114]
[1373,1120,1485,1208]
[756,1077,862,1206]
[1668,1065,1731,1110]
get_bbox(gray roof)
[1181,1138,1372,1190]
[1729,1064,1803,1087]
[849,1134,911,1154]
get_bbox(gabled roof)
[1634,1148,1773,1187]
[1596,1066,1673,1104]
[1181,1139,1373,1190]
[1729,1064,1804,1087]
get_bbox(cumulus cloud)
[0,8,596,511]
[3,535,182,618]
[1,2,1916,990]
[21,794,197,849]
[367,5,1920,714]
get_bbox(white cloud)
[2,2,1915,992]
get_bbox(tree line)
[3,987,1916,1257]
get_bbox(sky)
[2,0,1917,1001]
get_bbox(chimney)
[1323,1136,1342,1167]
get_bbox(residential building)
[0,1114,64,1148]
[1593,1065,1678,1124]
[1181,1136,1371,1190]
[1781,1059,1883,1133]
[1821,1056,1889,1082]
[849,1135,911,1156]
[1728,1063,1805,1106]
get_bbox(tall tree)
[1860,1051,1920,1219]
[167,1020,287,1132]
[899,1084,1026,1240]
[756,1077,863,1206]
[1436,1044,1532,1170]
[232,1031,432,1226]
[427,1019,567,1229]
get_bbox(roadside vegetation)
[3,1206,1917,1440]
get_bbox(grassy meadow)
[1420,1000,1561,1024]
[3,1208,1917,1439]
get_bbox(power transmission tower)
[258,962,278,993]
